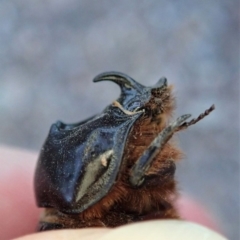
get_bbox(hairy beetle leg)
[129,114,191,187]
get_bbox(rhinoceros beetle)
[34,72,215,231]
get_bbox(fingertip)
[12,221,228,240]
[0,146,40,239]
[13,228,110,240]
[176,195,221,233]
[99,220,227,240]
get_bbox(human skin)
[0,146,226,240]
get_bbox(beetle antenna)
[177,104,215,131]
[93,72,145,93]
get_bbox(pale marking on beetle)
[101,156,108,167]
[76,150,114,202]
[112,101,145,115]
[124,83,132,89]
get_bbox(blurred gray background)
[0,1,239,239]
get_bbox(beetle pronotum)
[34,72,215,230]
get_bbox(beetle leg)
[142,159,176,187]
[129,114,191,187]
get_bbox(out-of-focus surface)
[0,1,238,239]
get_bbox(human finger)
[0,146,40,240]
[14,220,227,240]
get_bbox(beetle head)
[93,72,173,120]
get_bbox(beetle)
[34,72,215,231]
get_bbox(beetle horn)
[93,72,145,93]
[151,77,168,90]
